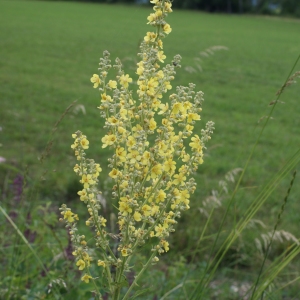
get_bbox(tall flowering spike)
[61,1,214,298]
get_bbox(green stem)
[113,256,127,300]
[88,198,117,261]
[191,206,215,263]
[87,267,102,299]
[122,250,157,300]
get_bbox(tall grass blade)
[189,54,300,299]
[251,171,297,299]
[0,205,61,300]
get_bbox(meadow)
[1,0,300,299]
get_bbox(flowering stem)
[122,250,157,300]
[113,256,127,300]
[143,172,164,206]
[88,198,117,261]
[87,267,102,299]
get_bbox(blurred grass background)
[1,0,300,298]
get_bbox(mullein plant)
[60,0,214,299]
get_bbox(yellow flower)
[78,189,88,201]
[172,102,183,114]
[82,252,91,262]
[80,138,89,149]
[71,139,78,149]
[76,259,86,270]
[185,124,194,135]
[151,164,162,179]
[127,149,141,164]
[155,9,163,18]
[151,205,160,216]
[101,93,112,103]
[163,81,172,91]
[97,260,106,267]
[108,80,117,89]
[164,2,173,12]
[156,189,166,203]
[163,23,172,34]
[141,205,152,216]
[182,153,190,162]
[136,61,144,75]
[119,108,128,120]
[157,39,163,49]
[109,168,120,179]
[173,173,186,186]
[116,146,126,163]
[155,224,164,237]
[107,116,119,126]
[189,135,202,151]
[121,248,129,257]
[73,164,80,173]
[152,98,161,111]
[183,101,192,111]
[120,74,132,88]
[101,134,117,148]
[147,13,157,24]
[81,174,95,189]
[134,211,142,222]
[164,159,176,175]
[126,136,136,148]
[120,180,129,189]
[149,118,157,131]
[141,151,151,165]
[187,113,200,123]
[137,83,147,96]
[81,274,92,283]
[146,78,158,97]
[180,189,190,202]
[161,240,169,252]
[195,155,204,164]
[118,218,125,230]
[99,216,107,227]
[157,51,166,63]
[144,32,157,43]
[94,163,102,177]
[63,211,74,223]
[158,103,169,115]
[118,126,126,135]
[119,202,132,215]
[90,74,101,88]
[156,141,168,156]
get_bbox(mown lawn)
[1,0,300,298]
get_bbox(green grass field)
[1,1,300,298]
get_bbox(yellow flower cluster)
[87,0,214,259]
[61,0,214,295]
[61,131,113,284]
[60,203,94,282]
